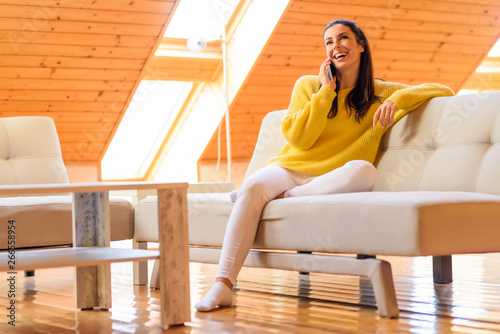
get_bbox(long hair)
[323,19,381,122]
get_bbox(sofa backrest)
[0,117,69,185]
[245,92,500,196]
[245,109,287,180]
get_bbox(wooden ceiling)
[1,0,499,180]
[198,0,500,166]
[0,0,178,165]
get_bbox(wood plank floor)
[2,242,500,333]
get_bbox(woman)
[195,19,454,311]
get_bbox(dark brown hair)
[323,19,381,122]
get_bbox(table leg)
[157,187,190,327]
[72,191,111,310]
[133,240,149,285]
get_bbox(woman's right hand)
[318,58,336,91]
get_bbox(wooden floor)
[2,243,500,333]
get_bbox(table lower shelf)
[0,247,159,271]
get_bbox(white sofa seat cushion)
[135,191,500,257]
[256,191,500,256]
[135,193,233,246]
[0,196,134,249]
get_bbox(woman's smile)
[333,51,348,62]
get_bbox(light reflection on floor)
[2,241,500,333]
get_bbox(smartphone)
[327,63,336,82]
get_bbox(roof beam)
[144,37,222,82]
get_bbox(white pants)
[216,160,378,284]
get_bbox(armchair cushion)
[0,196,133,249]
[0,117,68,185]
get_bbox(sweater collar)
[338,86,354,97]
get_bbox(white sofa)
[134,92,500,318]
[0,117,134,252]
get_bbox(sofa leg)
[370,260,399,318]
[150,259,160,290]
[433,255,452,284]
[133,240,149,285]
[189,248,399,317]
[298,251,312,275]
[25,270,35,277]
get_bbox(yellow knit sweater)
[268,76,454,175]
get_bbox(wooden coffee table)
[0,181,189,328]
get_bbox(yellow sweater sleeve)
[280,76,337,150]
[380,81,455,124]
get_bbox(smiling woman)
[194,18,454,312]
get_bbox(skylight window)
[488,38,500,57]
[164,0,238,40]
[475,66,500,73]
[101,81,192,180]
[102,1,240,180]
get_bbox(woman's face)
[324,24,365,72]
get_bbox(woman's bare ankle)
[215,277,233,290]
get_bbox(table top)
[0,181,188,195]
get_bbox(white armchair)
[0,117,134,254]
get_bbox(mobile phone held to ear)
[327,63,336,82]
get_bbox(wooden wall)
[1,0,499,181]
[0,0,178,170]
[198,0,500,168]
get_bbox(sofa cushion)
[244,110,287,180]
[256,191,500,256]
[375,93,500,194]
[0,196,134,249]
[135,193,233,246]
[245,94,500,197]
[134,191,500,257]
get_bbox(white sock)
[194,282,233,312]
[230,190,239,203]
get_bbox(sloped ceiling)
[0,0,179,167]
[198,0,500,166]
[1,0,499,180]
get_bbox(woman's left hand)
[373,101,398,128]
